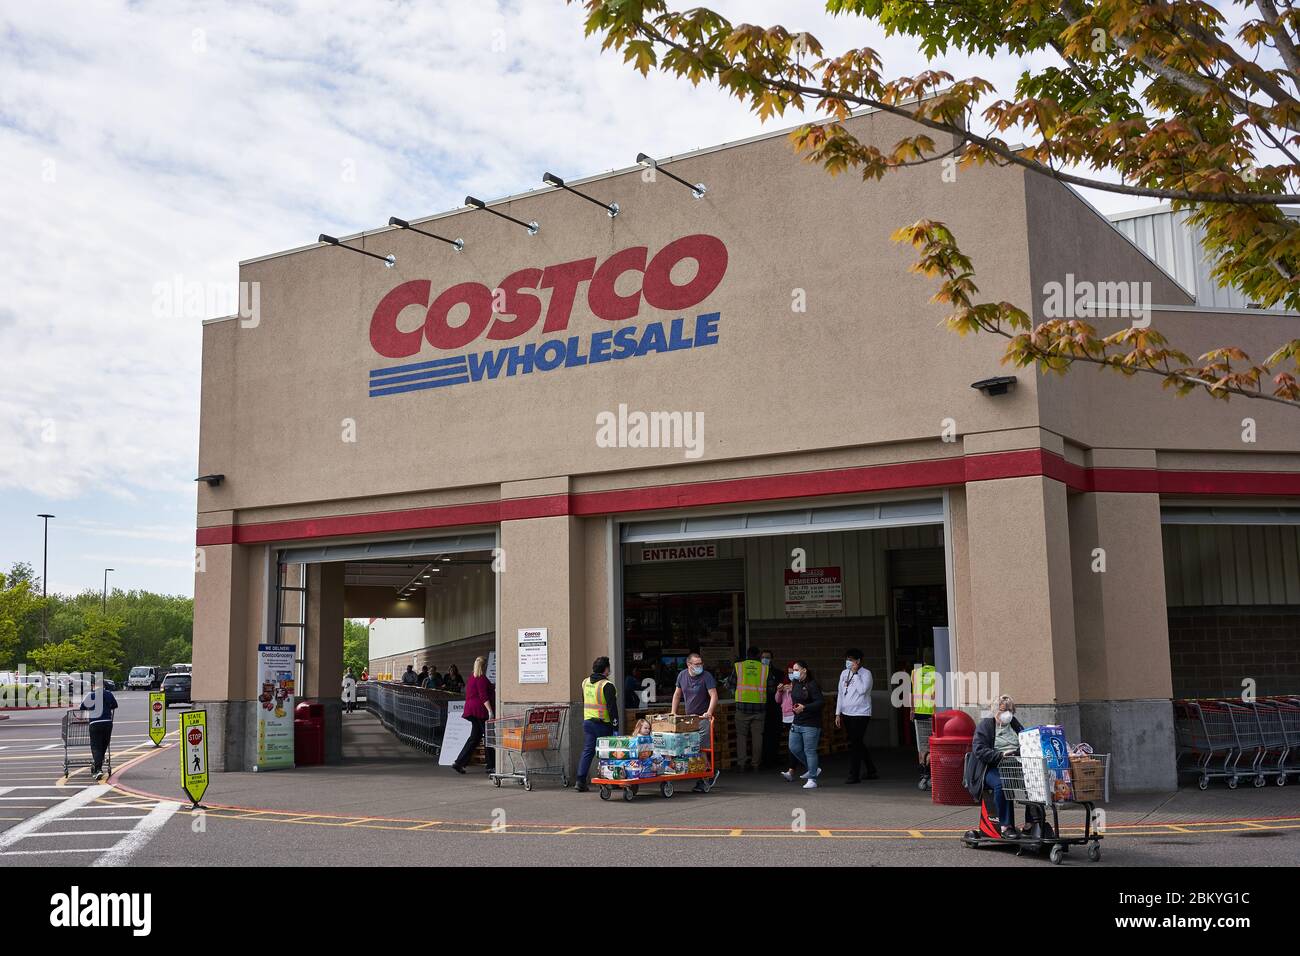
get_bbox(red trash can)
[929,709,977,806]
[294,701,325,766]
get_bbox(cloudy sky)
[0,0,1124,598]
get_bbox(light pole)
[36,514,54,638]
[102,568,114,613]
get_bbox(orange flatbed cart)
[595,724,720,801]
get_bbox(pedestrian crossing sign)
[180,709,209,806]
[149,692,167,746]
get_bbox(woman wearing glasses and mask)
[967,694,1023,839]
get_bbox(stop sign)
[152,701,163,713]
[187,727,203,746]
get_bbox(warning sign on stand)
[180,709,209,806]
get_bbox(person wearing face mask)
[670,652,718,792]
[785,661,824,789]
[966,694,1024,839]
[834,648,878,784]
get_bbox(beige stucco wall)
[197,110,1036,519]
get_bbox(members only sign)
[784,567,844,617]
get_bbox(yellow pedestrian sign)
[180,709,209,807]
[148,692,167,746]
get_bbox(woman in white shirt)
[834,648,878,783]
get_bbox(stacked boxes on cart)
[597,715,707,780]
[1016,726,1106,803]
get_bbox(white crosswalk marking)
[0,784,108,848]
[93,800,180,866]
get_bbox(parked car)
[161,672,191,707]
[167,662,193,675]
[126,665,163,690]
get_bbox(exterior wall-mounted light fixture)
[636,153,707,199]
[388,217,464,252]
[465,196,539,235]
[318,234,396,268]
[195,474,225,487]
[542,172,619,218]
[971,376,1018,396]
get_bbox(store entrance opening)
[617,507,953,773]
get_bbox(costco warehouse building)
[193,110,1300,791]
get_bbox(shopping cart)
[913,714,933,791]
[486,704,570,791]
[1175,700,1246,789]
[1248,700,1290,787]
[61,712,109,778]
[593,720,719,802]
[963,754,1110,864]
[1273,697,1300,783]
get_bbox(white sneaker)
[802,779,819,789]
[780,770,794,782]
[799,767,823,780]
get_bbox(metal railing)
[361,681,461,757]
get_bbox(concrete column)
[963,474,1081,738]
[497,478,585,770]
[192,534,265,771]
[1069,480,1177,791]
[306,562,345,762]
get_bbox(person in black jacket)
[966,694,1024,839]
[785,661,824,789]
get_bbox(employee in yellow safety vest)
[911,663,936,716]
[733,648,772,773]
[576,656,618,793]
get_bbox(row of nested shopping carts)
[1175,696,1300,790]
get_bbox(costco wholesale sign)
[367,234,728,397]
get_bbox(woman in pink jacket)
[775,667,804,781]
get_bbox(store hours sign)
[783,567,844,617]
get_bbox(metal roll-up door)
[624,559,745,594]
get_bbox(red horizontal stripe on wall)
[194,449,1299,546]
[571,455,968,516]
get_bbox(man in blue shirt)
[79,683,119,780]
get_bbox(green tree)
[160,636,193,668]
[343,619,370,677]
[577,0,1300,406]
[1,563,46,667]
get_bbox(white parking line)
[0,848,102,856]
[0,788,9,798]
[27,829,134,837]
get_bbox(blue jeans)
[985,767,1013,829]
[578,718,613,781]
[788,724,821,778]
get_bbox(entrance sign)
[255,643,296,770]
[784,567,844,616]
[148,692,166,746]
[180,709,209,806]
[639,543,717,562]
[438,700,471,767]
[517,628,549,684]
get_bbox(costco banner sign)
[367,234,727,397]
